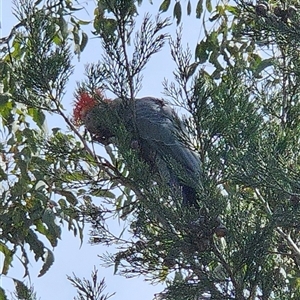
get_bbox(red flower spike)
[73,92,98,126]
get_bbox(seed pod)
[287,5,297,18]
[135,240,146,251]
[290,195,300,207]
[214,224,227,237]
[255,2,269,17]
[274,6,283,17]
[274,6,288,21]
[163,256,176,268]
[131,140,140,150]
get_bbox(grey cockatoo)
[73,92,202,207]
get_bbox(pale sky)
[0,1,201,299]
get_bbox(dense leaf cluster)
[2,0,300,299]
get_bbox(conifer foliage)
[1,0,300,299]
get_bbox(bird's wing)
[135,97,201,186]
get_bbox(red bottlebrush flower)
[73,92,98,126]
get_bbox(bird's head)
[73,91,98,126]
[73,90,117,145]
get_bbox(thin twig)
[255,188,300,262]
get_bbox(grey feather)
[135,97,201,184]
[85,96,202,207]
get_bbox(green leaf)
[76,220,84,246]
[114,255,121,274]
[225,4,239,15]
[196,0,203,18]
[66,3,83,11]
[52,34,63,46]
[42,209,61,246]
[0,167,8,180]
[254,58,274,76]
[11,37,25,59]
[34,219,47,236]
[105,144,117,164]
[0,242,13,275]
[0,94,10,106]
[57,16,68,39]
[0,97,13,126]
[38,248,54,277]
[187,0,192,15]
[19,247,30,278]
[28,108,46,129]
[80,32,89,52]
[159,0,171,12]
[116,194,125,210]
[25,229,45,261]
[187,62,200,79]
[206,0,212,12]
[72,30,80,46]
[209,13,220,22]
[52,127,61,134]
[78,20,91,25]
[174,271,184,282]
[158,267,168,281]
[103,18,118,36]
[13,279,31,299]
[173,2,182,25]
[195,41,209,63]
[58,198,67,208]
[0,287,8,300]
[55,189,78,205]
[91,189,115,199]
[63,170,87,182]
